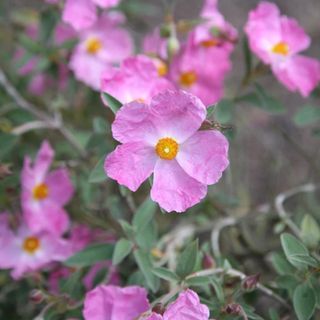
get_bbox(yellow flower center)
[157,61,168,77]
[179,71,197,88]
[23,236,40,254]
[33,183,49,201]
[272,42,289,56]
[86,37,103,55]
[201,39,219,48]
[155,137,179,160]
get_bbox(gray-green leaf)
[293,283,316,320]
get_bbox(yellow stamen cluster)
[157,61,168,77]
[23,236,40,254]
[201,39,219,48]
[179,71,197,88]
[86,37,103,55]
[155,138,179,160]
[272,42,289,56]
[33,183,49,201]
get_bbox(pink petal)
[91,0,120,8]
[280,17,310,54]
[83,285,150,320]
[151,160,207,212]
[164,289,209,320]
[62,0,97,31]
[145,314,163,320]
[105,142,157,192]
[273,55,320,97]
[149,90,207,143]
[111,101,160,145]
[45,169,74,206]
[176,130,229,185]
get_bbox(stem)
[0,68,87,157]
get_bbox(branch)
[0,68,87,157]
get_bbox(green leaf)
[186,275,211,287]
[93,116,109,133]
[270,252,296,275]
[276,275,300,298]
[293,105,320,127]
[65,243,114,267]
[301,214,320,248]
[60,269,84,300]
[152,267,180,282]
[293,283,316,320]
[214,99,234,124]
[101,92,122,114]
[40,9,58,43]
[133,197,157,233]
[176,240,198,279]
[112,238,133,265]
[119,220,136,240]
[210,277,225,303]
[243,36,252,76]
[0,133,19,160]
[280,233,310,270]
[134,249,159,292]
[89,155,107,184]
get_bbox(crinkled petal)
[273,55,320,97]
[105,142,157,192]
[164,289,209,320]
[111,101,160,145]
[176,130,229,185]
[62,0,97,31]
[151,160,207,212]
[45,169,74,206]
[149,90,206,143]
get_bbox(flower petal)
[45,168,74,206]
[149,90,206,143]
[176,130,229,185]
[151,160,207,212]
[105,142,157,192]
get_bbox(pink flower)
[245,1,320,97]
[83,285,150,320]
[21,141,74,236]
[0,214,71,279]
[145,290,209,320]
[188,0,237,52]
[105,90,229,212]
[69,14,133,90]
[143,28,168,59]
[101,55,173,105]
[170,44,231,106]
[62,0,121,31]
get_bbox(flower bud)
[242,274,260,291]
[29,289,44,304]
[152,303,166,315]
[202,253,216,269]
[167,37,180,58]
[224,303,242,315]
[160,24,171,38]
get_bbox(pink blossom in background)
[188,0,237,52]
[83,285,150,320]
[105,90,229,212]
[170,44,231,106]
[54,22,77,46]
[0,214,71,279]
[143,28,168,59]
[21,141,74,236]
[145,290,209,320]
[91,0,120,8]
[101,55,173,105]
[69,14,133,90]
[245,1,320,97]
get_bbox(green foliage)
[176,240,199,279]
[293,283,316,320]
[112,238,133,265]
[293,105,320,127]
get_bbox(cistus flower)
[145,289,210,320]
[101,55,174,105]
[0,213,71,279]
[245,1,320,97]
[69,13,133,90]
[188,0,237,52]
[143,27,168,60]
[21,141,74,236]
[105,90,229,212]
[62,0,120,31]
[83,285,150,320]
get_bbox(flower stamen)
[179,71,197,88]
[86,37,103,55]
[272,42,289,56]
[33,183,49,200]
[23,236,40,254]
[155,137,179,160]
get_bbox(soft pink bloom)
[91,0,120,8]
[245,1,320,97]
[143,28,168,59]
[63,0,97,31]
[170,44,231,106]
[0,214,71,279]
[105,90,229,212]
[188,0,237,52]
[83,285,150,320]
[145,290,209,320]
[21,141,74,236]
[28,73,53,96]
[69,14,133,90]
[101,55,173,105]
[54,22,77,46]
